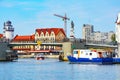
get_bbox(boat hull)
[36,57,44,60]
[67,56,120,64]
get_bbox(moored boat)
[67,49,120,64]
[35,53,45,60]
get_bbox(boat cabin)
[72,49,115,59]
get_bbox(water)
[0,58,120,80]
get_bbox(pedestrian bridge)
[72,39,117,49]
[9,42,63,46]
[9,40,117,49]
[85,43,117,48]
[85,41,117,48]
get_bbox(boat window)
[81,51,83,54]
[102,52,107,58]
[73,51,78,54]
[90,53,92,55]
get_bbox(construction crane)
[54,14,70,35]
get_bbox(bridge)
[9,39,118,51]
[85,43,117,48]
[85,40,117,49]
[71,39,117,49]
[8,42,63,52]
[9,42,63,47]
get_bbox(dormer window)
[51,31,55,37]
[35,32,39,37]
[46,32,49,37]
[41,32,44,37]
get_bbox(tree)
[111,34,116,42]
[111,34,117,45]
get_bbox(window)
[90,53,92,55]
[51,31,55,37]
[81,51,83,54]
[73,51,78,54]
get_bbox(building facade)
[12,35,35,54]
[82,24,114,43]
[82,24,94,40]
[116,13,120,57]
[35,28,66,43]
[0,21,14,42]
[11,28,66,55]
[3,21,14,41]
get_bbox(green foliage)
[111,34,116,42]
[110,34,117,45]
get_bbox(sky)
[0,0,120,38]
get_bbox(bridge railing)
[85,40,117,45]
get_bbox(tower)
[70,21,75,41]
[3,21,14,41]
[116,13,120,57]
[82,24,94,40]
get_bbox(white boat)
[35,53,45,60]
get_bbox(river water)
[0,58,120,80]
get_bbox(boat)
[35,53,45,60]
[67,49,120,64]
[0,42,18,61]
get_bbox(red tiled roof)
[12,34,35,41]
[36,28,66,36]
[0,34,3,38]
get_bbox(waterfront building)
[82,24,114,43]
[116,13,120,57]
[35,28,66,43]
[3,21,14,41]
[12,35,35,54]
[92,31,114,43]
[11,28,66,56]
[82,24,94,40]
